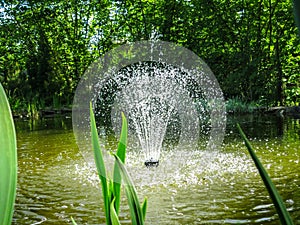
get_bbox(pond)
[13,114,300,224]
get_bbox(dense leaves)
[1,0,299,113]
[89,103,147,224]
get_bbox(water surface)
[13,114,300,224]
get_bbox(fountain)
[72,40,226,183]
[111,61,198,167]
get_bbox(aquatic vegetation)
[0,83,17,225]
[226,97,257,114]
[237,124,294,225]
[72,103,147,225]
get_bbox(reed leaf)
[110,198,121,225]
[113,112,128,214]
[237,123,294,225]
[0,83,17,225]
[113,154,145,225]
[90,102,111,225]
[71,217,78,225]
[141,197,148,221]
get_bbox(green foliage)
[86,102,147,225]
[110,198,121,225]
[90,102,110,224]
[226,97,257,114]
[237,124,294,225]
[113,154,146,225]
[141,197,148,221]
[0,83,17,225]
[1,0,299,111]
[71,217,78,225]
[113,112,127,214]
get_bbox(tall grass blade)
[0,83,17,225]
[110,198,121,225]
[237,123,294,225]
[141,197,148,221]
[71,217,78,225]
[113,154,144,225]
[113,112,128,214]
[90,102,111,225]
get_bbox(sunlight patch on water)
[74,146,258,188]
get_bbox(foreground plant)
[237,124,294,225]
[72,103,147,225]
[0,83,17,225]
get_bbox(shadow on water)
[14,114,73,132]
[13,114,300,224]
[226,113,300,140]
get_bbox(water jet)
[72,40,226,183]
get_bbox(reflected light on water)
[13,115,300,224]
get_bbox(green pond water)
[12,114,300,224]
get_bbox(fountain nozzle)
[144,158,159,167]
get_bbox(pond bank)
[255,106,300,118]
[13,107,72,119]
[12,105,300,119]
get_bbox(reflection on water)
[13,114,300,224]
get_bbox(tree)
[1,0,299,114]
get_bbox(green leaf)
[0,83,17,225]
[90,102,111,225]
[113,154,145,225]
[141,197,148,222]
[113,112,128,214]
[71,217,78,225]
[237,124,294,225]
[110,198,121,225]
[108,179,114,212]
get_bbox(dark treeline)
[0,0,299,115]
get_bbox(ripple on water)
[14,119,300,224]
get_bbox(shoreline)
[12,106,300,119]
[12,107,72,119]
[252,106,300,118]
